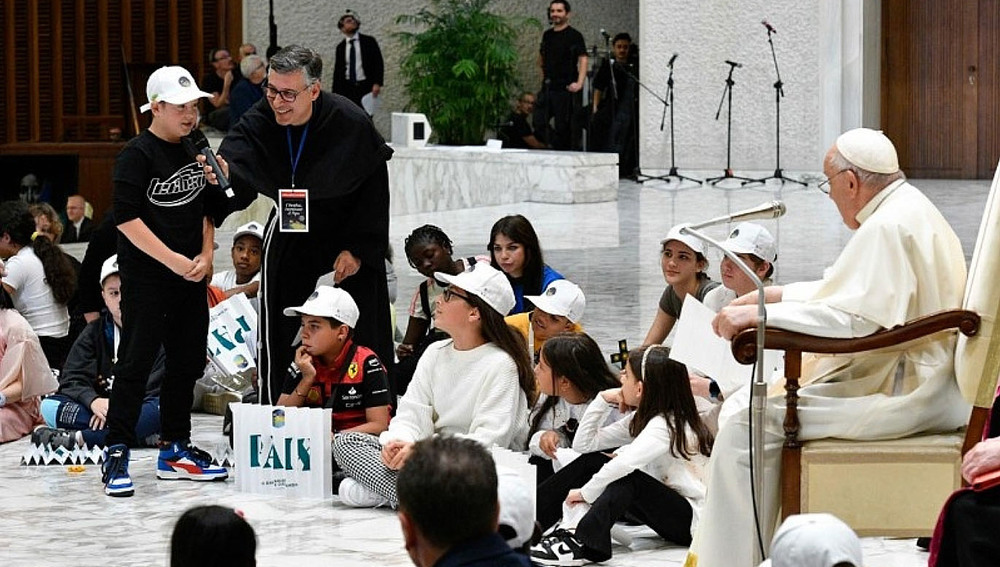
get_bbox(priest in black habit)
[215,45,394,404]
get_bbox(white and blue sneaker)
[102,444,134,497]
[156,440,229,481]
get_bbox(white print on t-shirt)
[147,162,206,207]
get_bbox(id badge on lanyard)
[281,123,310,232]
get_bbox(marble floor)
[1,175,990,566]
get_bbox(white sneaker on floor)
[338,477,391,508]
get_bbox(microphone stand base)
[706,169,757,186]
[634,166,703,187]
[743,168,807,187]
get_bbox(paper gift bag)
[231,403,332,499]
[208,293,258,375]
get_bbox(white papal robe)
[690,180,971,567]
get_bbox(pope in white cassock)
[688,128,971,567]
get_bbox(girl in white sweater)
[531,345,714,566]
[333,263,534,508]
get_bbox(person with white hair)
[688,128,970,567]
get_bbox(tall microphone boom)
[725,59,743,68]
[684,201,786,230]
[762,20,777,34]
[668,53,679,67]
[182,130,234,198]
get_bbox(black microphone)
[600,28,610,40]
[762,20,776,34]
[725,60,743,68]
[668,53,678,67]
[182,130,234,198]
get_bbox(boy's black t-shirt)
[540,26,587,89]
[113,130,227,283]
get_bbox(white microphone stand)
[680,224,769,565]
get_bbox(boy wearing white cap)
[103,66,229,497]
[276,285,391,437]
[34,255,165,451]
[333,263,533,509]
[691,128,969,566]
[505,279,585,362]
[211,221,264,312]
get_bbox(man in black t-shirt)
[202,48,234,131]
[535,0,587,151]
[500,93,548,149]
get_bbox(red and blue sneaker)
[156,440,229,481]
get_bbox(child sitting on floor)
[34,255,165,450]
[506,279,585,364]
[277,285,391,437]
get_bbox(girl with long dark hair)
[489,214,563,314]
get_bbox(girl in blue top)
[489,214,563,314]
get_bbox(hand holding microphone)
[182,129,234,198]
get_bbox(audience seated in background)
[0,200,76,369]
[333,264,533,509]
[230,54,266,127]
[500,93,548,150]
[758,513,862,567]
[489,215,563,315]
[62,195,94,243]
[0,286,58,443]
[171,505,257,567]
[29,203,64,243]
[202,47,234,131]
[396,435,533,567]
[505,279,584,363]
[34,255,164,450]
[210,221,264,313]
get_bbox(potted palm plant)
[396,0,539,145]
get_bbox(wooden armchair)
[729,164,1000,537]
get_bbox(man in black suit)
[62,194,94,243]
[331,10,384,115]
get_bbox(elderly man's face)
[66,197,85,222]
[823,148,862,230]
[265,70,320,127]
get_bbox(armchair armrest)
[730,309,980,365]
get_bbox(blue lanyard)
[285,123,310,188]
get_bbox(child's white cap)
[525,279,585,323]
[758,513,863,567]
[434,263,515,316]
[100,254,119,286]
[722,222,777,263]
[140,66,213,113]
[233,221,264,243]
[283,286,360,328]
[660,224,706,256]
[497,466,536,549]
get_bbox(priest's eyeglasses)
[818,169,848,194]
[263,81,315,103]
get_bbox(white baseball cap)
[100,254,119,286]
[140,66,213,113]
[835,128,899,174]
[283,286,360,328]
[660,224,706,256]
[497,466,536,549]
[525,279,585,323]
[233,221,264,244]
[434,263,515,316]
[722,223,777,263]
[758,513,863,567]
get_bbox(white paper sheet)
[669,295,782,397]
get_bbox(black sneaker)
[530,529,592,566]
[31,426,79,451]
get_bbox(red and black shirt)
[282,339,391,432]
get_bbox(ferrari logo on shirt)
[347,361,359,378]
